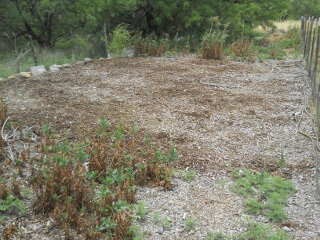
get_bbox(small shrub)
[201,17,228,60]
[109,24,132,57]
[229,37,256,62]
[267,43,286,60]
[134,34,169,57]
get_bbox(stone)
[29,65,46,76]
[84,58,91,62]
[20,72,32,78]
[61,64,71,68]
[156,226,164,234]
[0,78,4,81]
[77,61,84,64]
[49,65,60,72]
[7,75,17,80]
[282,226,291,232]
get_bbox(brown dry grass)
[202,41,224,60]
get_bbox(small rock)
[29,65,46,76]
[0,78,4,81]
[182,212,187,220]
[20,72,32,78]
[61,64,70,68]
[49,66,60,72]
[156,226,164,234]
[28,224,42,231]
[84,58,91,62]
[7,75,16,80]
[282,226,291,232]
[77,61,84,64]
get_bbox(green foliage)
[152,211,171,228]
[237,222,290,240]
[277,152,286,169]
[205,231,232,240]
[0,194,28,217]
[174,170,196,182]
[231,168,296,222]
[133,201,148,220]
[96,217,117,237]
[108,24,132,57]
[127,224,147,240]
[290,0,320,18]
[183,217,196,232]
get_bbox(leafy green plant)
[184,217,196,232]
[231,168,296,222]
[96,217,117,238]
[0,194,28,216]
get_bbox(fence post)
[301,16,305,40]
[309,18,318,76]
[304,17,311,58]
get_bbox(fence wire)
[301,16,320,196]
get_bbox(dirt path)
[1,56,319,239]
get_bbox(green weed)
[127,224,147,240]
[173,170,196,182]
[204,231,232,240]
[0,194,28,217]
[183,217,196,232]
[152,211,171,228]
[231,168,296,222]
[134,201,148,220]
[237,221,290,240]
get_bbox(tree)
[290,0,320,19]
[0,0,87,47]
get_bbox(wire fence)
[301,16,320,122]
[301,16,320,196]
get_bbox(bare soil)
[1,56,319,239]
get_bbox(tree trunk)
[103,21,109,57]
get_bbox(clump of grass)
[231,168,296,222]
